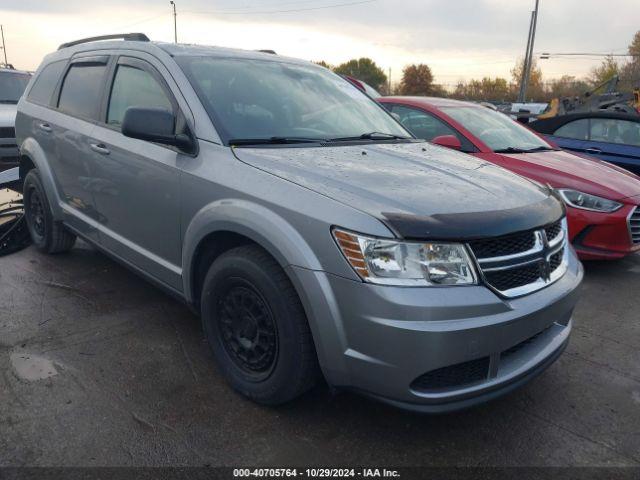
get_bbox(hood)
[0,103,17,126]
[495,149,640,201]
[233,142,563,240]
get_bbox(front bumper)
[290,249,583,412]
[0,136,20,172]
[568,204,640,260]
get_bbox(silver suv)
[15,34,583,412]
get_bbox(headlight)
[557,189,623,213]
[332,229,477,286]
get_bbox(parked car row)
[5,33,601,413]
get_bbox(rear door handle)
[90,143,110,155]
[39,123,52,133]
[585,147,602,155]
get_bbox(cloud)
[1,0,638,83]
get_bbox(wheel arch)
[183,199,324,308]
[19,138,64,220]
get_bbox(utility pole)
[170,1,177,44]
[518,0,540,103]
[388,68,391,94]
[0,25,7,66]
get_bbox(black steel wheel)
[201,244,320,405]
[217,281,278,380]
[26,184,46,240]
[23,169,76,254]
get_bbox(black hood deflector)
[382,195,565,241]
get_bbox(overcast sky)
[1,0,637,86]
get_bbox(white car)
[0,66,31,171]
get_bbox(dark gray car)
[15,34,583,412]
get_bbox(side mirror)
[122,107,194,152]
[431,135,462,151]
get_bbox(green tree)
[588,55,619,89]
[314,60,333,69]
[398,64,435,95]
[333,58,387,90]
[543,75,591,101]
[452,77,510,101]
[620,30,640,92]
[511,57,544,101]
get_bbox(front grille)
[411,357,490,392]
[469,231,535,258]
[484,263,541,291]
[545,222,562,242]
[629,207,640,245]
[469,219,567,297]
[0,127,15,139]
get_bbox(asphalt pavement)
[1,242,639,467]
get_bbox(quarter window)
[107,65,173,127]
[27,60,65,106]
[58,63,108,119]
[553,119,589,140]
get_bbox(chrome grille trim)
[468,218,569,298]
[628,206,640,245]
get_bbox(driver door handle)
[90,143,111,155]
[38,123,52,133]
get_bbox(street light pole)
[170,1,177,44]
[0,25,7,66]
[518,0,540,102]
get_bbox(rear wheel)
[23,169,76,254]
[200,245,319,405]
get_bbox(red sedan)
[379,96,640,260]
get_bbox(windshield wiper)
[228,136,326,146]
[494,146,559,154]
[328,132,411,142]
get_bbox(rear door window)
[589,118,640,146]
[58,62,108,120]
[553,119,589,140]
[27,61,66,106]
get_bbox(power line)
[183,0,377,16]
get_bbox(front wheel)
[23,169,76,254]
[200,245,319,405]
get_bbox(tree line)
[317,30,640,103]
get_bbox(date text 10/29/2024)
[233,468,401,478]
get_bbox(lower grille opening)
[501,325,552,360]
[411,357,490,392]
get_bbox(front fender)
[20,137,64,221]
[182,198,324,304]
[182,198,354,384]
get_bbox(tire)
[23,169,76,254]
[201,244,320,405]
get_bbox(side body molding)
[20,137,64,220]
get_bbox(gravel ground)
[1,242,639,467]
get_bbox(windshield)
[441,106,551,152]
[176,56,408,144]
[0,71,31,104]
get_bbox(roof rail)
[257,49,277,55]
[58,33,150,50]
